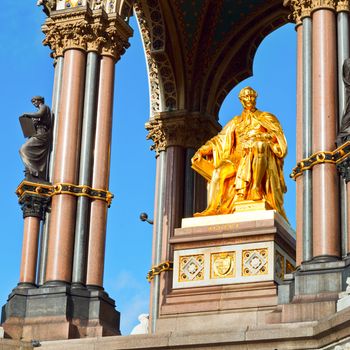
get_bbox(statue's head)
[31,96,44,107]
[239,87,257,111]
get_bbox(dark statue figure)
[19,96,51,181]
[336,58,350,146]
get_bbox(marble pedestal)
[156,210,296,333]
[1,285,120,341]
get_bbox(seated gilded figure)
[191,87,288,220]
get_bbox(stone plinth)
[29,307,350,350]
[1,285,120,341]
[157,210,296,333]
[270,259,350,324]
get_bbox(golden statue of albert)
[191,87,288,220]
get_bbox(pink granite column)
[86,55,115,288]
[19,217,41,286]
[45,49,86,284]
[296,23,303,266]
[312,9,340,259]
[160,146,185,295]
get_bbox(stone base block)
[273,259,350,323]
[156,210,296,333]
[1,285,120,341]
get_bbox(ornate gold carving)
[286,0,340,23]
[211,252,235,279]
[42,8,132,59]
[287,0,302,25]
[147,260,173,282]
[275,250,285,280]
[337,0,350,12]
[290,141,350,180]
[16,180,114,206]
[311,0,336,11]
[145,112,221,154]
[178,254,204,282]
[242,248,268,276]
[301,0,313,17]
[286,260,296,274]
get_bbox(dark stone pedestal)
[1,285,120,341]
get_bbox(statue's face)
[239,90,256,111]
[32,99,41,108]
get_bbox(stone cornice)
[145,111,221,155]
[42,7,132,59]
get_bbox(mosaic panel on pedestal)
[173,242,295,288]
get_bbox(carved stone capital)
[337,0,350,12]
[311,0,337,11]
[20,194,51,219]
[16,181,52,219]
[145,111,221,155]
[285,0,339,23]
[286,0,302,25]
[42,8,132,59]
[337,158,350,182]
[301,0,313,17]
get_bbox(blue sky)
[0,2,296,334]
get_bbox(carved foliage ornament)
[145,113,221,154]
[287,0,346,24]
[42,10,131,59]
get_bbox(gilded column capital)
[301,0,313,18]
[285,0,302,25]
[311,0,337,11]
[100,15,131,60]
[337,0,350,12]
[42,8,132,59]
[145,111,221,155]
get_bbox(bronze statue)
[336,58,350,146]
[19,96,51,181]
[191,87,288,220]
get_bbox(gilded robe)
[193,109,287,220]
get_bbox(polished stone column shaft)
[37,56,64,286]
[338,10,350,256]
[154,146,185,333]
[19,217,41,286]
[45,49,86,283]
[72,52,100,287]
[312,9,340,259]
[86,55,115,288]
[302,16,313,263]
[149,151,167,333]
[183,148,195,217]
[296,23,303,266]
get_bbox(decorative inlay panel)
[210,252,235,279]
[173,242,295,289]
[179,255,204,282]
[242,248,268,276]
